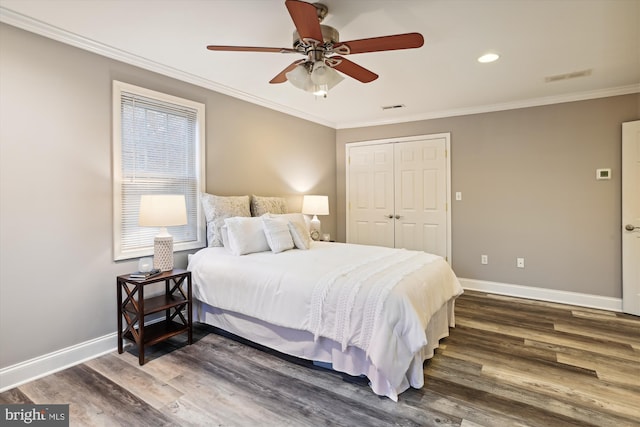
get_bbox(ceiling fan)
[206,0,424,96]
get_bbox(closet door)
[394,138,448,256]
[347,143,394,247]
[346,134,450,258]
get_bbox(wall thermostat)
[596,168,611,180]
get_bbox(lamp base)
[153,236,174,271]
[309,215,321,241]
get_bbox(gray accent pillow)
[201,193,251,247]
[251,195,288,217]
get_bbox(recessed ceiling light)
[478,53,500,63]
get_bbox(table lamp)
[302,195,329,241]
[139,194,187,271]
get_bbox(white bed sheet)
[188,241,463,400]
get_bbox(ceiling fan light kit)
[206,0,424,97]
[286,61,344,97]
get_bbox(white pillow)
[224,216,270,256]
[262,216,294,254]
[267,213,308,231]
[288,220,311,250]
[220,224,230,249]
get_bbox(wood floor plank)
[456,317,639,361]
[19,364,175,426]
[401,382,533,427]
[444,326,562,365]
[168,365,293,426]
[571,309,640,325]
[161,396,234,427]
[481,364,640,425]
[423,375,588,427]
[555,353,640,389]
[427,354,624,427]
[441,338,600,379]
[553,321,640,347]
[84,353,184,409]
[0,387,33,404]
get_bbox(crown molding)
[337,84,640,129]
[0,7,337,128]
[2,6,637,131]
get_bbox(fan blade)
[207,45,298,54]
[333,32,424,55]
[329,56,378,83]
[285,0,324,42]
[269,59,306,84]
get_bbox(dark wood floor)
[2,291,639,426]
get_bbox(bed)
[187,207,463,400]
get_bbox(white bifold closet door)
[347,135,449,259]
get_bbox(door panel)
[347,144,394,247]
[622,120,640,315]
[422,224,440,255]
[423,169,438,209]
[394,139,447,257]
[397,221,418,251]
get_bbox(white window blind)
[113,81,205,260]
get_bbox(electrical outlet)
[481,254,488,265]
[517,257,525,268]
[455,192,462,201]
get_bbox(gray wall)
[0,23,336,369]
[337,94,639,298]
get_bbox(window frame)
[112,80,206,261]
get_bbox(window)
[113,81,205,261]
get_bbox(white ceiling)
[1,0,639,129]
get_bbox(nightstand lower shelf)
[124,320,189,348]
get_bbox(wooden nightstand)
[117,269,192,365]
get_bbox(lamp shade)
[286,64,313,91]
[139,195,187,227]
[302,195,329,216]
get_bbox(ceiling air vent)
[544,69,592,83]
[381,104,406,111]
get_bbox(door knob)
[625,224,639,231]
[386,214,393,219]
[395,215,401,219]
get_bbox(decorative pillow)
[251,195,288,217]
[267,213,308,232]
[262,216,294,253]
[201,193,251,247]
[224,216,270,256]
[288,220,311,250]
[220,224,230,249]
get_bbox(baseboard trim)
[0,332,118,393]
[459,278,622,312]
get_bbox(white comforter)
[188,242,463,399]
